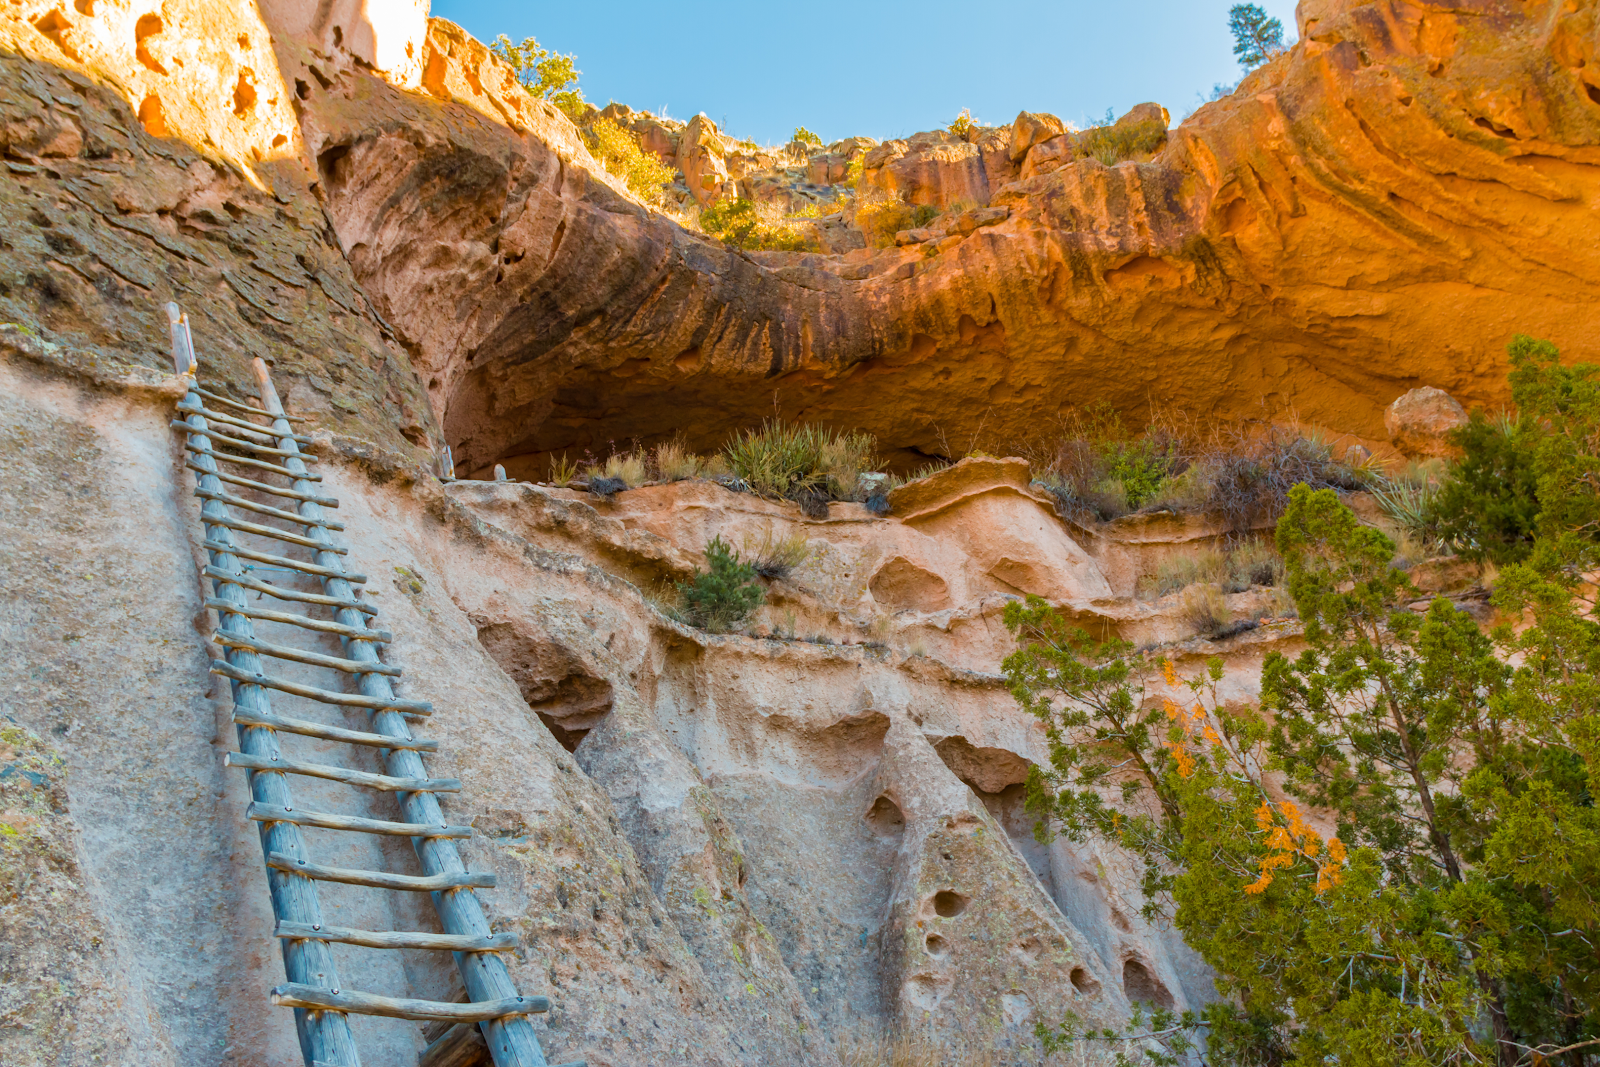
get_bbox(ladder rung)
[184,442,323,480]
[270,983,547,1022]
[247,801,471,838]
[173,420,311,459]
[233,710,434,752]
[212,630,400,676]
[275,920,517,952]
[226,750,458,793]
[202,566,377,615]
[207,600,390,642]
[195,385,309,421]
[204,514,347,554]
[186,460,338,505]
[202,541,365,583]
[212,661,431,714]
[176,401,317,443]
[266,851,490,891]
[196,487,345,530]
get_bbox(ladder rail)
[181,399,363,1067]
[250,361,552,1067]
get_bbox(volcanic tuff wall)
[293,0,1600,475]
[0,1,1584,1065]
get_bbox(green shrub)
[1427,411,1542,565]
[1416,338,1593,574]
[699,197,816,252]
[853,194,940,249]
[1369,476,1445,550]
[677,536,764,632]
[793,126,822,146]
[586,119,675,206]
[1074,111,1168,165]
[948,108,976,139]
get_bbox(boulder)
[677,113,731,206]
[946,205,1009,237]
[1385,387,1469,457]
[597,101,633,123]
[1020,134,1074,179]
[806,152,852,186]
[637,119,679,162]
[1116,102,1170,128]
[827,136,878,159]
[861,137,990,208]
[1010,110,1064,163]
[895,227,942,246]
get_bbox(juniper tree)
[1010,342,1600,1065]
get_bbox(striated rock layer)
[4,338,1272,1065]
[0,1,1573,1064]
[294,1,1600,473]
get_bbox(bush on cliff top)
[699,197,817,252]
[1033,403,1379,527]
[1074,109,1168,166]
[585,119,675,206]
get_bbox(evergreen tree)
[1229,4,1287,69]
[677,536,764,632]
[1009,340,1600,1065]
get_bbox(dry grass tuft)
[746,526,812,579]
[586,450,648,488]
[548,452,579,487]
[1180,583,1231,636]
[652,438,702,482]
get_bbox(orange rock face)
[291,1,1600,475]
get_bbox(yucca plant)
[722,420,879,501]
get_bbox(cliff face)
[0,2,1577,1065]
[295,1,1600,475]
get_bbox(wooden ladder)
[166,305,581,1067]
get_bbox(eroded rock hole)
[137,94,167,138]
[925,933,949,958]
[474,620,613,753]
[1013,935,1043,963]
[1070,966,1100,995]
[864,794,904,837]
[317,143,352,190]
[134,13,166,73]
[233,68,258,117]
[932,890,970,918]
[1121,959,1173,1009]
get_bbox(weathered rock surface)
[10,329,1335,1062]
[1385,384,1469,457]
[295,0,1600,475]
[0,0,441,456]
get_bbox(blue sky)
[430,0,1301,146]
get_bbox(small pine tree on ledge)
[678,536,765,632]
